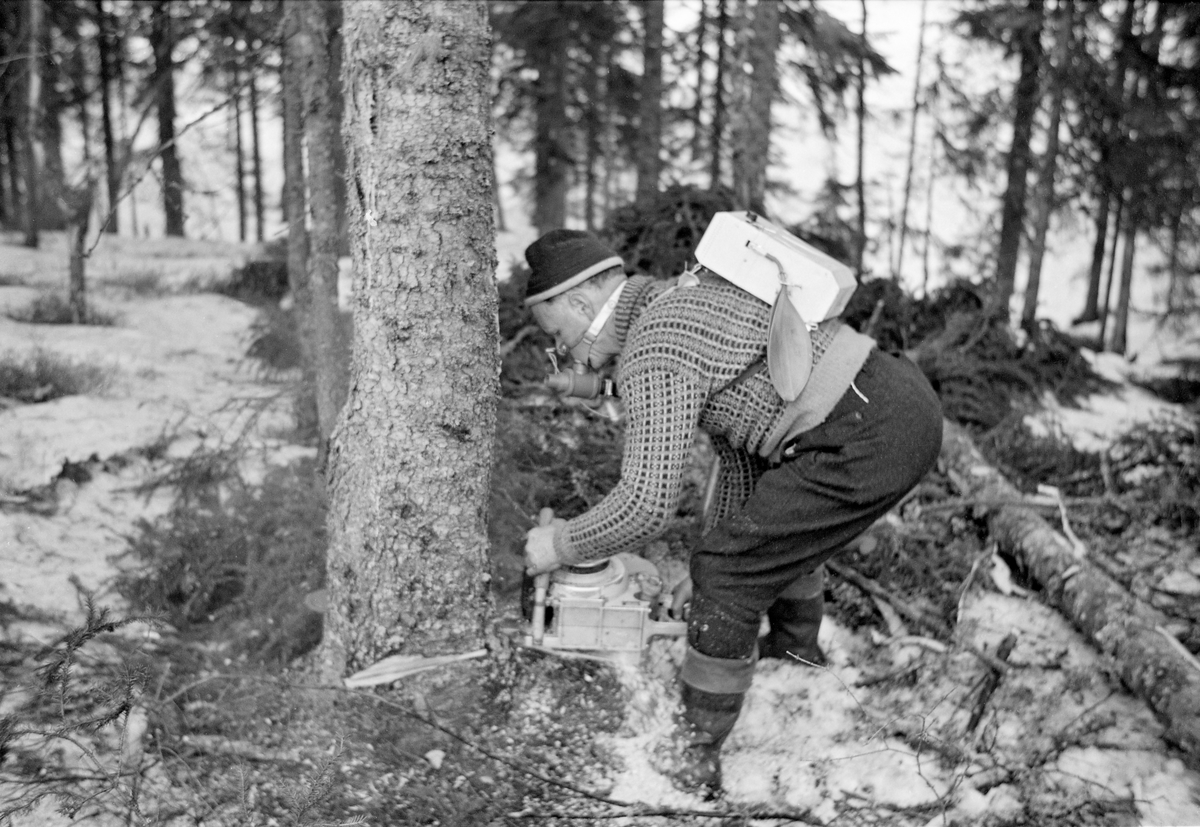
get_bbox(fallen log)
[940,420,1200,763]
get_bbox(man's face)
[531,292,594,367]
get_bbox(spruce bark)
[294,0,347,462]
[97,0,119,234]
[249,74,264,242]
[326,0,498,674]
[151,0,185,237]
[709,0,728,188]
[731,0,778,214]
[1020,0,1073,334]
[233,66,246,242]
[634,0,664,204]
[894,0,927,280]
[280,0,312,412]
[23,0,41,249]
[992,0,1044,318]
[531,1,569,234]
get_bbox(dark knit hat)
[523,230,624,306]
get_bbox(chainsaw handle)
[530,508,555,645]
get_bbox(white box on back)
[693,211,856,323]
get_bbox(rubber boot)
[761,568,826,666]
[654,647,754,797]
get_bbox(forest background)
[2,0,1200,824]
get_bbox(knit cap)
[523,230,624,306]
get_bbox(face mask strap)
[581,281,627,352]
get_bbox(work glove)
[524,517,566,575]
[671,575,693,620]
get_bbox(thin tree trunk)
[23,0,41,249]
[97,0,119,234]
[0,119,7,224]
[635,0,664,204]
[992,0,1044,318]
[1085,0,1135,327]
[0,4,8,224]
[39,29,65,232]
[1098,193,1123,351]
[731,0,778,214]
[709,0,728,189]
[324,0,349,256]
[6,117,22,231]
[690,0,709,163]
[940,421,1200,761]
[281,0,310,353]
[894,0,927,280]
[1164,189,1184,314]
[232,65,246,242]
[532,1,569,234]
[582,35,603,231]
[854,0,867,278]
[1078,185,1109,324]
[1021,0,1074,334]
[1110,210,1136,354]
[67,183,94,324]
[250,73,264,243]
[296,0,348,463]
[922,119,936,297]
[329,0,497,676]
[152,0,184,237]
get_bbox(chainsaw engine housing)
[521,555,686,653]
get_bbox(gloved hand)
[671,575,693,620]
[524,517,566,575]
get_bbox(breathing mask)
[543,282,625,417]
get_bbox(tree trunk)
[1164,189,1184,314]
[324,0,349,257]
[922,117,937,296]
[635,0,664,205]
[690,0,709,163]
[709,0,728,189]
[0,4,8,224]
[250,74,264,243]
[38,23,65,233]
[1110,211,1136,354]
[1077,185,1109,324]
[1021,0,1074,334]
[328,0,498,675]
[281,0,312,391]
[1098,192,1123,351]
[894,0,928,281]
[854,0,867,277]
[151,0,185,237]
[295,0,348,463]
[532,1,569,234]
[232,65,246,242]
[731,0,778,214]
[582,35,603,231]
[940,421,1200,762]
[992,0,1044,319]
[97,0,119,234]
[1083,0,1135,327]
[4,115,20,230]
[23,0,41,249]
[67,182,94,324]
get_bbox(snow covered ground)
[2,230,1199,825]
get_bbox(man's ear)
[565,289,594,319]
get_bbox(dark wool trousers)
[688,349,944,660]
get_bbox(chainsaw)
[508,509,687,658]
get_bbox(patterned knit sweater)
[553,273,875,565]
